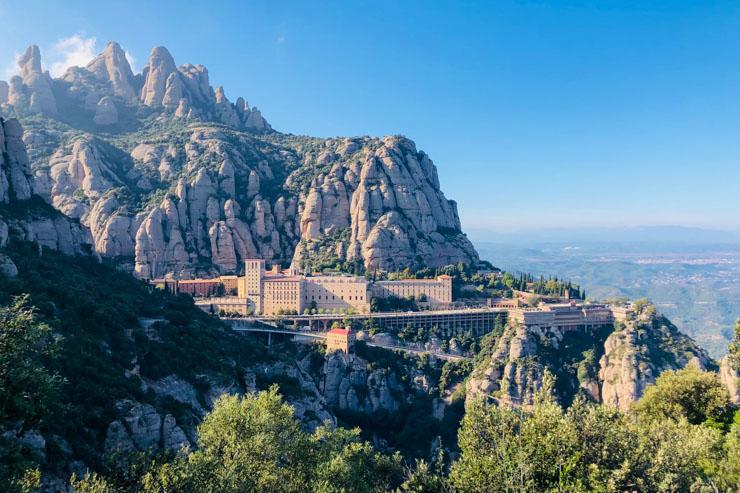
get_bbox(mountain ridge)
[0,42,478,277]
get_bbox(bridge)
[226,307,508,336]
[226,320,470,361]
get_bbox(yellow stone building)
[325,327,355,354]
[229,259,454,316]
[262,276,304,315]
[303,275,369,313]
[371,275,453,307]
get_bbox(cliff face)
[597,313,714,410]
[0,116,90,254]
[320,352,403,414]
[719,355,740,405]
[467,307,715,410]
[1,42,477,277]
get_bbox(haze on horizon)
[1,0,739,232]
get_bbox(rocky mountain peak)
[18,44,43,78]
[6,44,57,115]
[3,40,476,275]
[141,46,178,107]
[86,41,136,99]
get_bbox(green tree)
[634,417,724,492]
[635,365,734,426]
[0,296,62,426]
[0,296,63,493]
[449,399,532,492]
[312,426,403,492]
[399,458,450,493]
[143,387,313,492]
[716,416,740,489]
[141,388,404,493]
[729,319,740,371]
[70,472,120,493]
[566,398,640,491]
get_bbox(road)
[226,321,471,361]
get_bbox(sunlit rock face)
[0,117,91,254]
[1,42,477,277]
[466,309,714,410]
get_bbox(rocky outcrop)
[597,325,654,411]
[104,400,190,455]
[93,96,118,125]
[8,41,476,277]
[466,322,546,407]
[467,308,715,410]
[39,128,476,277]
[0,117,34,203]
[719,355,740,405]
[598,314,712,411]
[290,136,477,271]
[321,352,401,413]
[0,253,18,277]
[253,360,336,431]
[0,117,91,254]
[86,41,136,99]
[0,81,8,104]
[102,356,340,460]
[5,45,57,115]
[140,46,178,107]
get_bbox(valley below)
[473,235,740,357]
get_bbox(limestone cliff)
[467,305,715,410]
[466,321,545,407]
[597,312,713,410]
[1,42,477,277]
[7,45,57,116]
[719,355,740,405]
[0,117,90,254]
[320,352,403,414]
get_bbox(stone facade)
[238,260,455,315]
[326,328,355,354]
[303,275,370,314]
[509,302,615,331]
[263,276,304,315]
[372,275,452,307]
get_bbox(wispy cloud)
[123,48,137,73]
[2,36,140,81]
[48,34,98,77]
[277,35,286,44]
[3,52,21,79]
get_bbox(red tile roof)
[328,328,351,336]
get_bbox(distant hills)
[467,225,740,245]
[473,229,740,357]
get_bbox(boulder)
[0,254,18,278]
[93,96,118,125]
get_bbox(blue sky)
[1,0,739,232]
